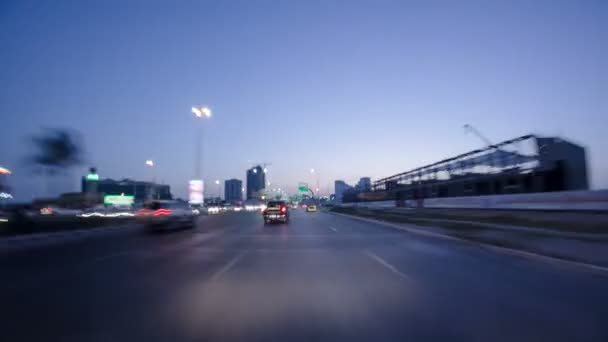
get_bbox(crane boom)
[463,124,493,147]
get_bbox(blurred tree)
[28,129,84,196]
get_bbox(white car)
[136,200,196,232]
[206,206,221,214]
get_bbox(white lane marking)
[328,226,338,232]
[364,250,410,281]
[211,251,246,281]
[335,212,608,275]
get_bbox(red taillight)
[136,209,151,216]
[262,209,267,214]
[153,209,171,216]
[280,206,286,213]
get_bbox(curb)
[330,212,608,276]
[0,224,139,251]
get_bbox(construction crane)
[463,124,493,147]
[250,161,272,172]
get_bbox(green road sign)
[298,185,309,192]
[104,195,134,206]
[86,173,99,181]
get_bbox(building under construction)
[362,134,588,202]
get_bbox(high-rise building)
[224,179,243,203]
[334,180,352,202]
[246,165,266,200]
[357,177,372,192]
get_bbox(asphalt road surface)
[2,210,607,342]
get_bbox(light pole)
[215,179,221,200]
[310,168,320,196]
[192,106,212,182]
[145,160,155,199]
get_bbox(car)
[206,205,221,214]
[136,200,196,232]
[39,206,82,216]
[262,200,289,224]
[306,204,318,212]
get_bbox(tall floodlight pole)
[192,106,212,179]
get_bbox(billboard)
[189,180,204,204]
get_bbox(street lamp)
[145,160,156,199]
[192,106,212,118]
[215,179,221,199]
[192,106,212,181]
[310,168,320,196]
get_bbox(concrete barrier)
[339,190,608,211]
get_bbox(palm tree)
[28,129,84,196]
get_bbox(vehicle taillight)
[153,209,171,216]
[280,206,286,213]
[136,209,151,216]
[262,209,267,214]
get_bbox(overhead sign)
[189,180,204,204]
[104,195,134,206]
[298,182,309,193]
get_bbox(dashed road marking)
[329,226,338,232]
[211,251,246,281]
[364,250,410,281]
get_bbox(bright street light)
[215,180,220,185]
[145,160,154,167]
[310,168,315,174]
[263,168,268,173]
[192,106,212,118]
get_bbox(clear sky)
[1,0,606,200]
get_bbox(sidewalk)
[331,207,608,268]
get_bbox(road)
[2,210,607,341]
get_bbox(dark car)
[262,201,289,224]
[136,200,196,232]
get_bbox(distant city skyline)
[1,1,606,201]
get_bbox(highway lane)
[1,210,607,341]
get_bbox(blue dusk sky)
[1,0,606,200]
